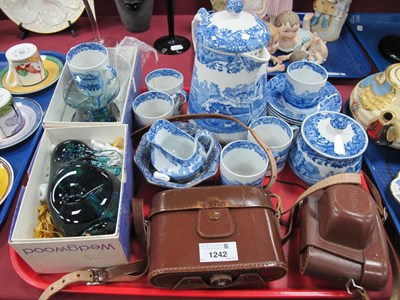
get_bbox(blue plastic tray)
[343,100,400,237]
[346,13,400,71]
[269,13,371,79]
[0,51,65,227]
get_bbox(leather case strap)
[132,113,278,191]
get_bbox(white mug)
[283,61,328,109]
[248,116,298,174]
[220,140,269,186]
[66,42,117,96]
[133,91,181,128]
[145,68,187,114]
[5,43,47,87]
[0,88,25,137]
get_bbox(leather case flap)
[197,207,235,238]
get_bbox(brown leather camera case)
[147,185,288,289]
[300,184,389,291]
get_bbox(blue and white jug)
[147,119,215,181]
[188,0,271,143]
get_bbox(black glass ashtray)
[378,35,400,62]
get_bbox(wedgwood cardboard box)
[9,125,133,274]
[43,47,141,130]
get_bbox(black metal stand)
[17,20,76,39]
[18,23,29,39]
[154,0,190,55]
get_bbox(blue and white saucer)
[267,74,342,124]
[134,122,221,188]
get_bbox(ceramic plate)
[0,156,13,206]
[390,172,400,205]
[134,122,221,188]
[0,0,94,34]
[267,74,342,123]
[0,97,43,149]
[0,55,63,95]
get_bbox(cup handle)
[291,125,300,139]
[194,129,215,160]
[172,90,187,114]
[5,62,18,87]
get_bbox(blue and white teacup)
[220,140,269,186]
[66,42,117,97]
[282,61,328,109]
[145,68,187,114]
[132,91,184,128]
[147,119,215,181]
[248,116,298,174]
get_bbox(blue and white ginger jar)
[289,111,368,185]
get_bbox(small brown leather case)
[300,184,389,291]
[147,185,288,289]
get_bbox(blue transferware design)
[147,119,215,181]
[288,111,368,185]
[267,74,341,123]
[189,0,271,142]
[63,75,120,122]
[146,68,182,82]
[220,140,268,186]
[67,42,117,96]
[194,1,269,53]
[283,62,328,108]
[134,122,221,188]
[67,42,108,60]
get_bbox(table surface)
[0,13,397,300]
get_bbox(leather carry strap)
[361,174,400,300]
[40,196,149,300]
[132,113,278,191]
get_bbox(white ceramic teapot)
[350,63,400,149]
[188,0,270,143]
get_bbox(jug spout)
[191,8,210,53]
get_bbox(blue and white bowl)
[289,111,368,185]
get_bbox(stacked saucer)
[266,73,342,126]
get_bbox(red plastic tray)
[9,165,393,298]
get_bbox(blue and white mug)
[66,42,117,96]
[145,68,187,114]
[248,116,298,174]
[220,140,269,186]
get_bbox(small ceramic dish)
[134,122,221,188]
[0,55,63,95]
[0,156,14,205]
[390,172,400,205]
[267,73,342,123]
[0,97,43,149]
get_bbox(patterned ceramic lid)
[194,0,270,53]
[302,111,368,159]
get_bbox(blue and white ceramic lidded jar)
[188,0,271,143]
[289,111,368,185]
